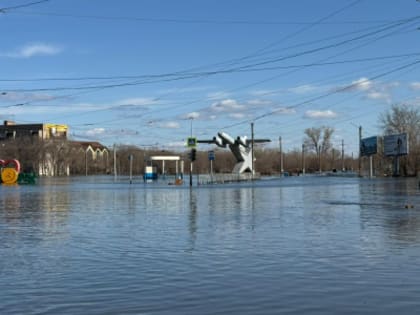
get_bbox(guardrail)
[198,173,260,185]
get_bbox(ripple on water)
[1,177,420,314]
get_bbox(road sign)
[186,137,197,148]
[208,150,215,161]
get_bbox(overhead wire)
[2,1,371,90]
[0,0,49,12]
[4,14,419,95]
[222,59,420,129]
[60,33,418,142]
[3,1,417,148]
[147,20,419,131]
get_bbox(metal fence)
[198,173,260,185]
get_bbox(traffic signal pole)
[189,148,196,187]
[190,158,193,187]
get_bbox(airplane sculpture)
[198,131,271,174]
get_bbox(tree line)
[1,104,419,177]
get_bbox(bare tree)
[380,104,420,136]
[304,126,334,155]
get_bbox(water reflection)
[0,184,71,243]
[188,188,197,251]
[2,177,420,315]
[358,178,420,245]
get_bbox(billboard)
[360,136,378,156]
[384,133,408,156]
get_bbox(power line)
[4,3,417,149]
[2,52,420,83]
[4,13,418,94]
[0,0,49,12]
[238,0,364,62]
[222,59,420,129]
[6,9,394,25]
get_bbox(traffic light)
[191,148,196,161]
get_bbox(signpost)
[384,133,408,176]
[208,150,215,182]
[128,154,133,184]
[360,136,378,178]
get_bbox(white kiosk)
[145,156,183,180]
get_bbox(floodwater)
[1,176,420,315]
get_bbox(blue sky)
[0,0,419,156]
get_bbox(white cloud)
[335,77,398,104]
[2,102,101,116]
[210,99,245,112]
[160,121,180,129]
[366,91,390,102]
[273,107,296,115]
[0,92,55,102]
[288,84,317,94]
[304,110,337,119]
[1,43,62,58]
[115,97,157,106]
[207,91,230,99]
[350,77,373,91]
[85,128,106,137]
[114,129,139,136]
[413,97,420,106]
[385,81,400,89]
[249,89,278,96]
[247,99,272,106]
[229,113,246,119]
[337,77,373,93]
[161,86,211,94]
[410,82,420,90]
[184,112,200,119]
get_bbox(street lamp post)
[302,144,305,175]
[189,118,193,187]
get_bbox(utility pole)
[251,122,255,179]
[129,154,133,184]
[189,118,193,187]
[318,145,322,173]
[279,136,284,175]
[302,144,305,175]
[113,143,117,182]
[341,139,345,171]
[358,126,362,177]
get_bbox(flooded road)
[1,176,420,314]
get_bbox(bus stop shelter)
[148,156,183,177]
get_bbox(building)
[0,120,68,140]
[70,141,109,175]
[0,121,109,176]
